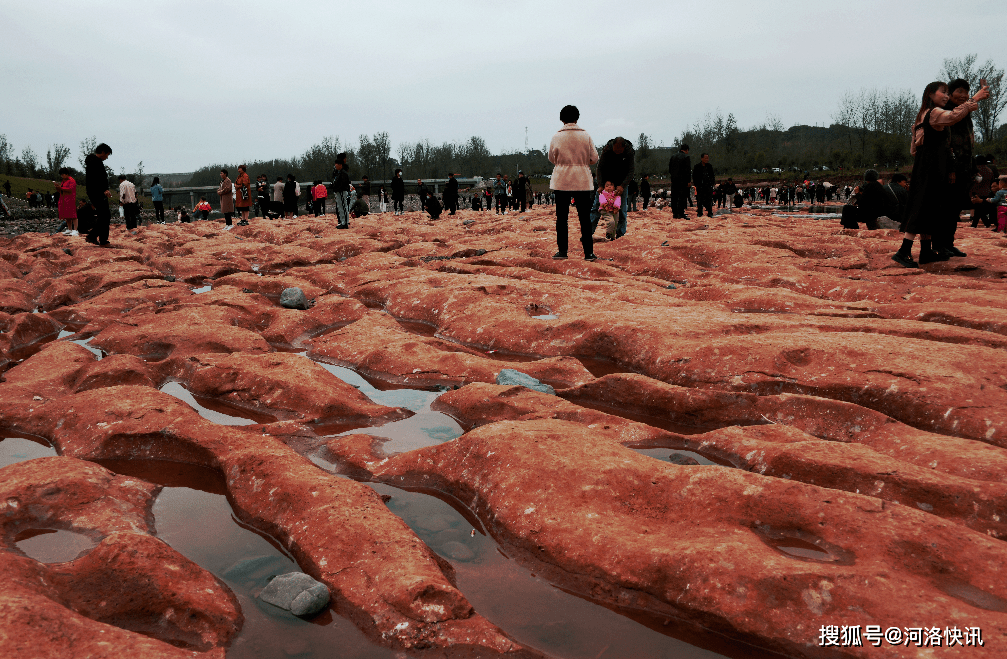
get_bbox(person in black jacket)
[391,169,405,215]
[886,173,909,228]
[668,144,691,218]
[848,170,895,230]
[941,79,975,257]
[360,175,371,210]
[84,142,112,246]
[444,173,459,215]
[256,174,270,218]
[692,154,715,217]
[331,153,351,228]
[416,179,430,211]
[424,193,443,219]
[640,175,651,210]
[593,137,635,236]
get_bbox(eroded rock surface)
[4,206,1007,657]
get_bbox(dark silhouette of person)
[444,173,459,215]
[669,144,691,218]
[85,143,113,246]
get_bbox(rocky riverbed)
[1,204,1006,657]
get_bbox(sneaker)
[69,230,79,237]
[238,220,249,226]
[891,252,919,268]
[62,229,72,235]
[552,252,567,259]
[223,225,233,231]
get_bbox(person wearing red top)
[53,168,78,235]
[312,181,327,217]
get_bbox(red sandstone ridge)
[3,205,1007,656]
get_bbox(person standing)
[273,176,285,217]
[54,167,78,236]
[723,178,739,213]
[941,78,977,257]
[416,179,430,211]
[282,174,298,219]
[360,175,371,211]
[391,169,405,215]
[548,104,599,261]
[640,174,651,210]
[444,172,459,215]
[85,143,112,246]
[331,153,351,229]
[2,180,10,197]
[494,173,507,214]
[217,169,234,228]
[692,154,715,217]
[892,80,988,268]
[235,165,252,225]
[118,174,139,231]
[256,174,270,218]
[150,176,165,223]
[592,137,635,237]
[669,144,691,218]
[313,180,328,216]
[627,178,638,212]
[515,170,530,212]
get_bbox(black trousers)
[519,192,527,212]
[153,200,164,223]
[314,199,325,216]
[670,182,689,217]
[393,198,404,213]
[496,194,507,213]
[445,195,458,214]
[257,198,270,217]
[123,202,140,230]
[554,190,593,257]
[642,194,650,210]
[88,197,111,244]
[696,190,713,217]
[972,201,994,227]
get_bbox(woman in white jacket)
[548,105,599,261]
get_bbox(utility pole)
[525,127,529,154]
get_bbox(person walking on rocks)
[391,169,405,215]
[548,104,599,261]
[235,165,251,225]
[592,137,635,237]
[118,174,139,231]
[331,154,351,229]
[85,143,112,246]
[444,173,459,215]
[54,167,78,236]
[217,169,234,228]
[892,80,989,268]
[692,153,715,218]
[150,176,165,224]
[669,144,691,219]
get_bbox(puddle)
[15,528,98,563]
[159,381,276,426]
[191,285,212,294]
[56,329,75,339]
[0,435,58,468]
[631,448,720,467]
[394,318,439,337]
[96,459,396,659]
[68,336,104,360]
[752,525,855,566]
[370,482,744,659]
[937,579,1007,613]
[311,362,462,454]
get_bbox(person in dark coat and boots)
[85,142,112,246]
[444,173,459,215]
[692,154,715,217]
[668,144,691,218]
[391,169,405,215]
[331,153,351,228]
[640,175,651,210]
[416,179,430,211]
[892,80,988,268]
[940,78,978,257]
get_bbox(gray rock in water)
[165,275,176,282]
[462,219,475,226]
[668,452,701,466]
[440,541,476,561]
[259,572,330,617]
[496,369,555,395]
[279,287,309,310]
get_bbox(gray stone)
[440,541,476,562]
[668,452,701,466]
[259,572,330,617]
[279,287,309,310]
[496,369,555,395]
[165,275,176,282]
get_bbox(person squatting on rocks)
[84,143,112,246]
[843,170,895,230]
[54,167,78,236]
[118,174,139,231]
[592,137,634,238]
[331,153,351,228]
[391,169,405,215]
[669,144,691,219]
[217,169,234,228]
[892,79,989,268]
[692,153,715,218]
[235,165,251,225]
[549,104,599,261]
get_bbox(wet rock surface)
[3,208,1007,656]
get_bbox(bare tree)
[20,147,38,176]
[78,136,97,170]
[46,144,70,178]
[939,54,1006,142]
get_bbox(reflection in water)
[159,381,275,426]
[0,436,57,468]
[15,528,98,563]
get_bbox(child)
[175,205,191,223]
[312,180,327,217]
[597,181,621,241]
[195,197,211,220]
[989,178,1007,233]
[54,168,78,236]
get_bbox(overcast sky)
[5,0,1006,174]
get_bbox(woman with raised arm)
[892,79,989,267]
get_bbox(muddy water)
[95,459,397,659]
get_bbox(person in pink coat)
[548,105,599,261]
[54,167,78,236]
